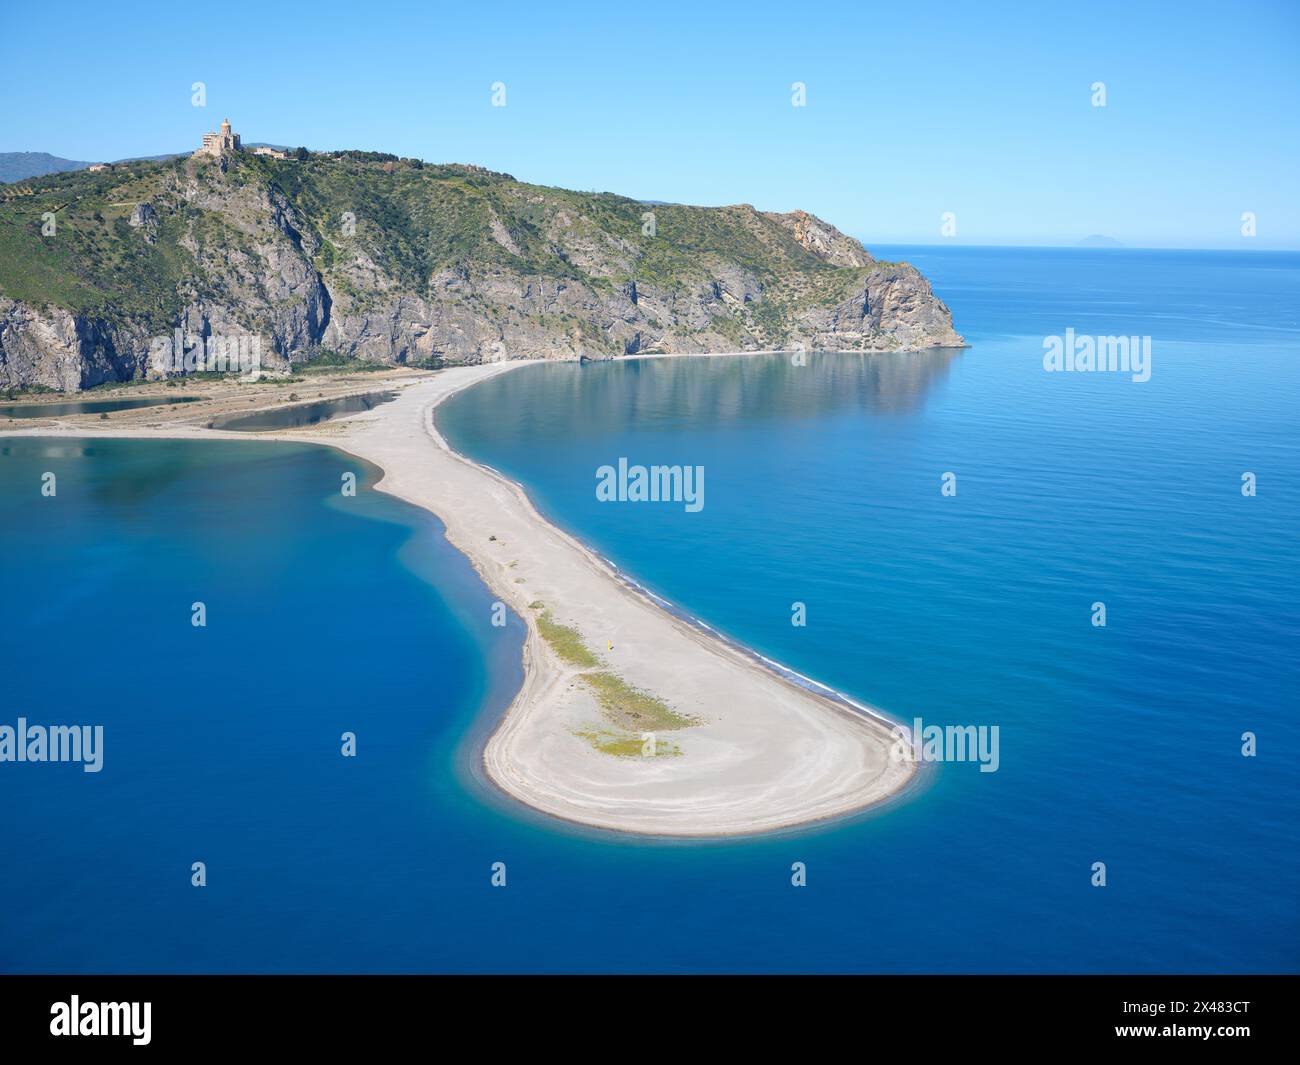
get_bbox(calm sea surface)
[0,396,200,418]
[211,390,397,432]
[2,247,1297,972]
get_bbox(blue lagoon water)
[0,396,201,418]
[210,390,397,432]
[2,247,1297,972]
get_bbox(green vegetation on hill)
[0,150,877,328]
[0,144,962,393]
[0,158,232,327]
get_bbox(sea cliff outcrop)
[0,152,962,390]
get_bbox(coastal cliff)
[0,152,962,391]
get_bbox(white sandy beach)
[2,362,916,836]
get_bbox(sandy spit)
[1,361,916,836]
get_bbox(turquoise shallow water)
[1,247,1297,972]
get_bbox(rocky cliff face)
[0,152,962,391]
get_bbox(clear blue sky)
[3,0,1297,248]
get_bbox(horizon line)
[862,241,1300,254]
[5,147,1297,254]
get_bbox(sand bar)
[2,362,916,836]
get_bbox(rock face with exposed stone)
[0,151,963,391]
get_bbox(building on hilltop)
[192,120,292,161]
[195,118,241,157]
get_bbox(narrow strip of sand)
[2,363,916,836]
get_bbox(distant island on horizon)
[1077,234,1126,248]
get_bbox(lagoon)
[210,390,397,431]
[0,396,201,418]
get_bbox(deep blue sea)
[2,247,1297,972]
